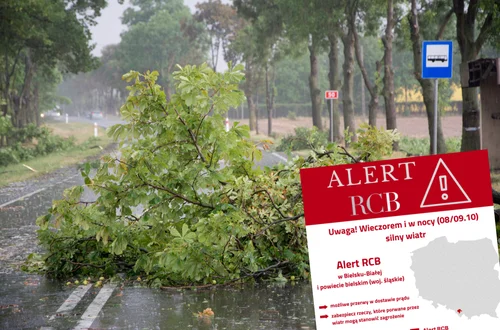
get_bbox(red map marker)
[319,305,327,309]
[457,308,462,314]
[320,315,328,319]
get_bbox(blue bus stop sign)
[422,40,453,79]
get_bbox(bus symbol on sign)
[427,55,447,63]
[325,90,338,99]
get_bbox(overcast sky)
[89,0,206,56]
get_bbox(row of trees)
[4,0,497,154]
[0,0,116,131]
[56,0,500,156]
[231,0,500,153]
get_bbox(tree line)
[2,0,500,155]
[0,0,116,145]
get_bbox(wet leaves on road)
[0,304,19,309]
[23,277,40,286]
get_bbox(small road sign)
[422,40,453,155]
[422,40,453,79]
[325,90,338,99]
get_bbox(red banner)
[300,150,492,226]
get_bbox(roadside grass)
[42,120,104,144]
[0,121,114,187]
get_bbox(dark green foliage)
[276,127,328,151]
[399,136,461,156]
[0,125,79,167]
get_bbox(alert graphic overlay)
[299,150,500,329]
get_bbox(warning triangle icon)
[420,158,471,208]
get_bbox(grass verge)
[0,121,114,187]
[42,120,105,143]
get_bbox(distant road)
[56,115,125,129]
[59,115,291,166]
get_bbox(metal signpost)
[422,40,453,154]
[325,90,339,142]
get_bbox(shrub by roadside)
[0,125,78,167]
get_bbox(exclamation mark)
[439,175,448,200]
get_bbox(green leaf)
[170,227,181,238]
[111,236,128,255]
[182,223,189,237]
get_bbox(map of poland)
[410,237,500,318]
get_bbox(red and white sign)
[300,150,500,329]
[325,90,339,99]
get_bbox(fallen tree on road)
[29,64,398,286]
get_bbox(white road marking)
[256,147,289,163]
[271,152,288,162]
[0,188,46,209]
[73,284,117,330]
[0,173,81,210]
[49,284,92,320]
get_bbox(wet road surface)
[0,130,313,329]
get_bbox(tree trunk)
[244,62,256,131]
[352,19,381,128]
[360,44,366,118]
[342,29,356,144]
[460,86,480,150]
[2,50,11,117]
[2,70,8,117]
[383,0,398,150]
[34,81,40,127]
[327,32,341,142]
[2,88,8,117]
[408,0,447,154]
[493,189,500,205]
[255,93,259,135]
[270,66,276,134]
[308,35,323,130]
[453,0,494,151]
[265,63,273,136]
[2,48,23,118]
[164,83,172,101]
[15,51,34,128]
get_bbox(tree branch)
[138,174,214,210]
[255,214,303,236]
[465,0,479,27]
[435,9,454,40]
[252,189,285,219]
[474,13,494,56]
[338,146,359,163]
[8,48,23,79]
[172,105,207,163]
[352,19,376,98]
[452,0,465,52]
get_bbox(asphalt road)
[0,117,311,330]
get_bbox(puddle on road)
[0,173,92,274]
[0,162,318,329]
[93,282,316,330]
[0,273,72,329]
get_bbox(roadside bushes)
[0,124,77,167]
[276,127,328,151]
[399,136,461,156]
